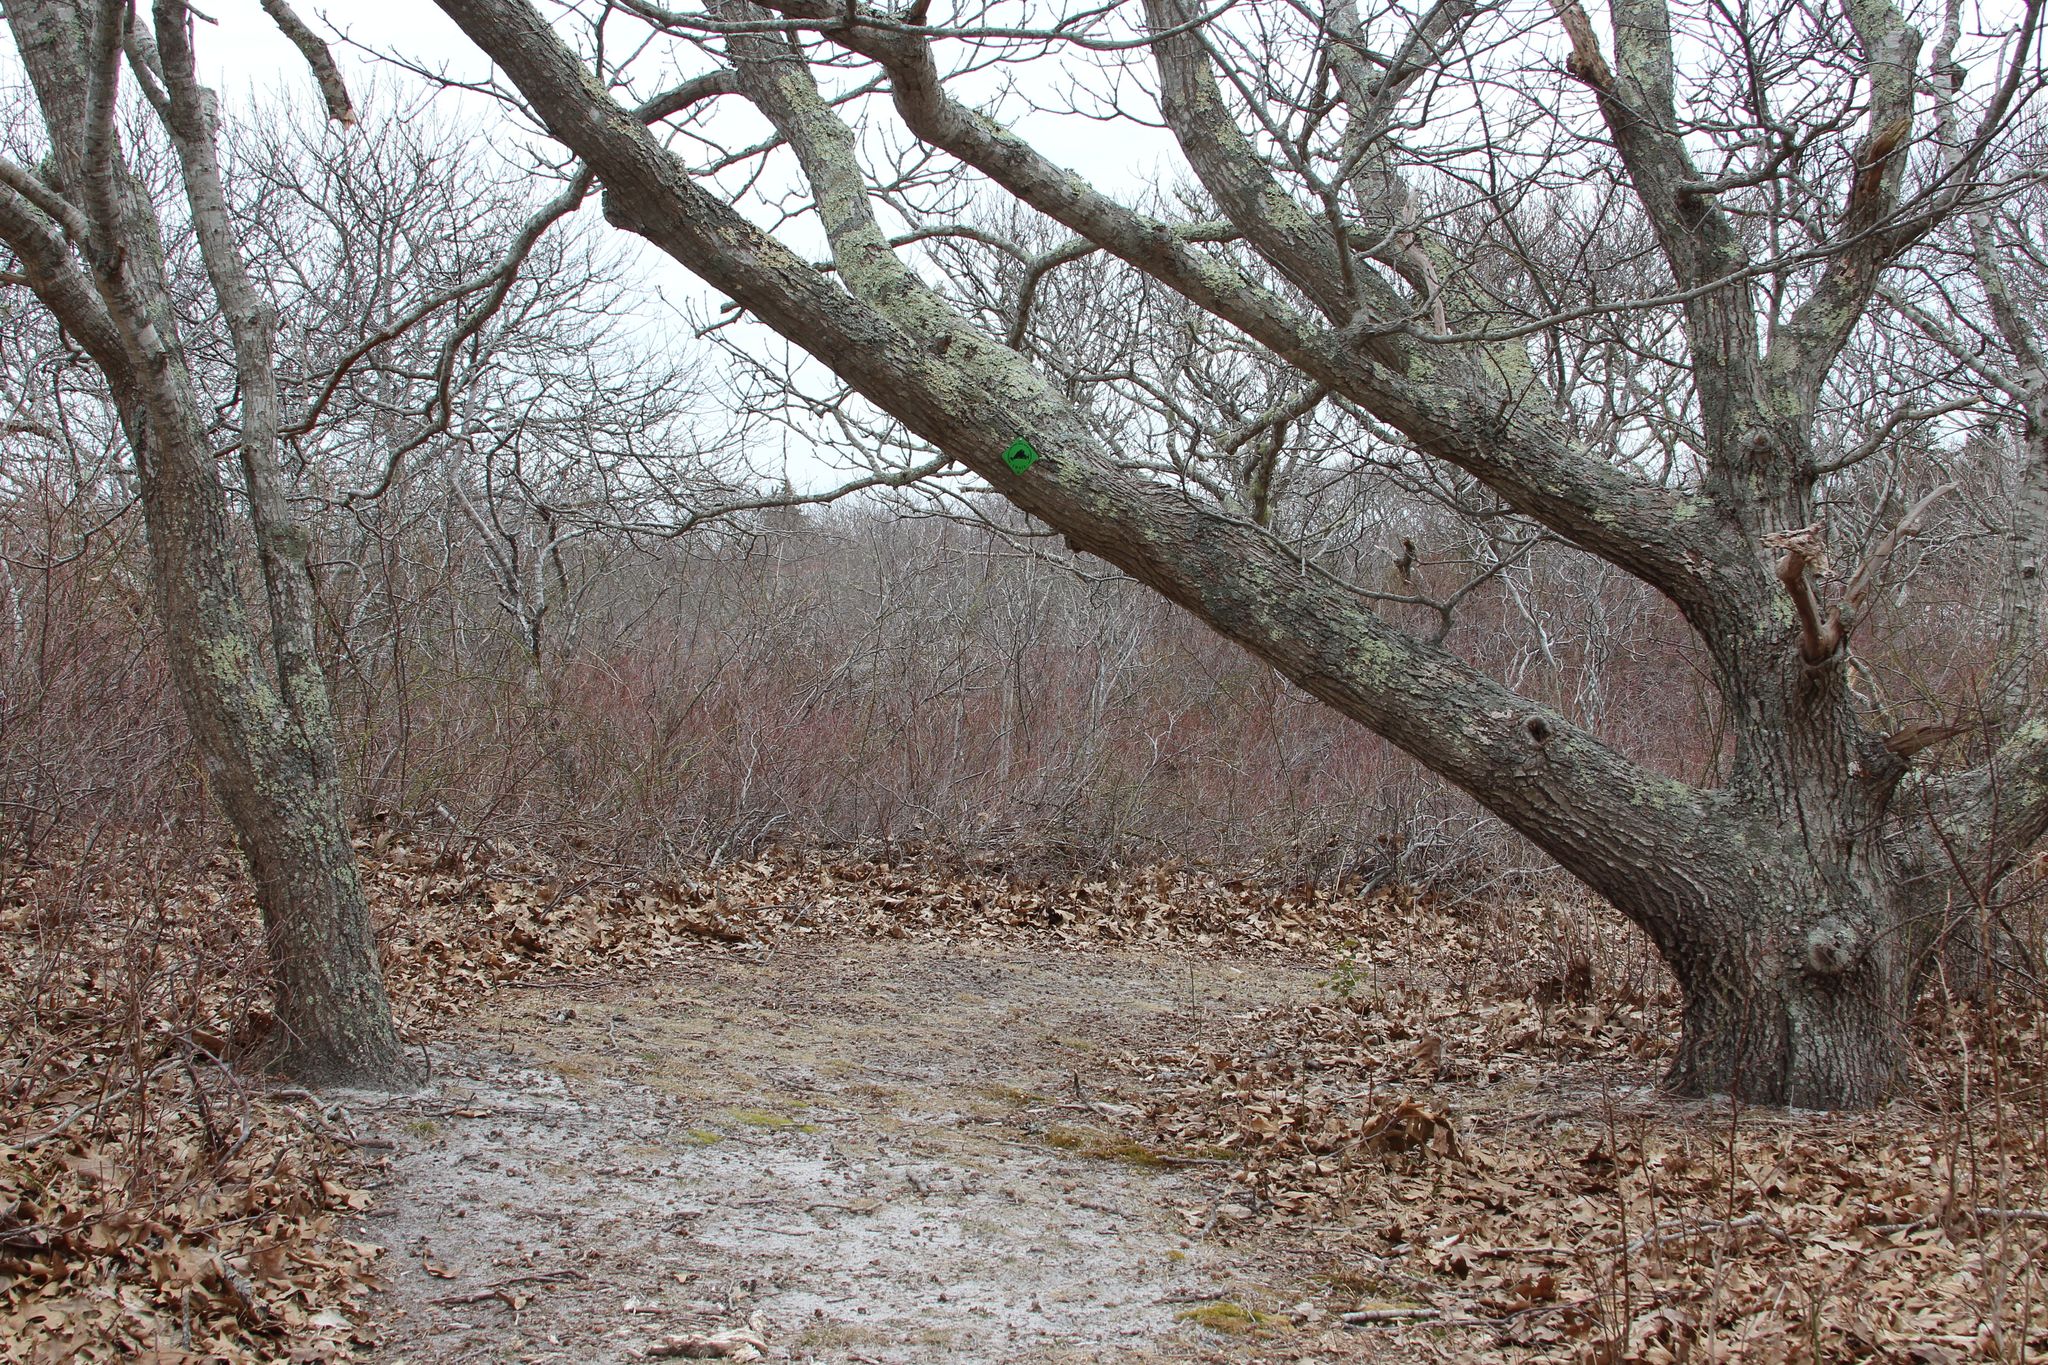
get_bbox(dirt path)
[345,937,1379,1364]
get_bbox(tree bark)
[1647,835,1926,1108]
[0,0,412,1087]
[1670,949,1913,1110]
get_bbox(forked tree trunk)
[0,0,414,1088]
[1502,789,1935,1106]
[431,0,2048,1111]
[1606,670,1947,1107]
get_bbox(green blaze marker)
[1001,437,1041,474]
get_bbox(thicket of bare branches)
[4,69,2040,890]
[4,469,2024,887]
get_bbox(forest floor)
[352,938,1362,1364]
[4,839,2047,1363]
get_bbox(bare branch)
[257,0,356,125]
[1764,524,1837,662]
[1834,482,1958,635]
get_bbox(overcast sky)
[175,0,1186,488]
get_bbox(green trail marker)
[1001,437,1042,474]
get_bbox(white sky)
[197,2,1181,200]
[198,1,477,100]
[182,0,1183,488]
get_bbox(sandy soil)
[341,937,1389,1364]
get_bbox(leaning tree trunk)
[0,0,414,1088]
[428,0,2048,1110]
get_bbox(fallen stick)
[1975,1207,2048,1224]
[1862,1205,2048,1235]
[429,1269,585,1305]
[1343,1297,1598,1332]
[1341,1307,1440,1324]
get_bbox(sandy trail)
[345,937,1369,1364]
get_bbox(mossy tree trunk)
[0,0,412,1087]
[426,0,2048,1107]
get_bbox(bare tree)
[0,0,413,1085]
[1879,128,2048,731]
[226,101,736,671]
[421,0,2048,1106]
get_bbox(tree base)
[1663,970,1908,1109]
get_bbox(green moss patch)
[1174,1301,1289,1334]
[725,1107,818,1132]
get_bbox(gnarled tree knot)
[1803,916,1864,975]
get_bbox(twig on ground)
[1340,1306,1440,1323]
[1860,1203,2048,1234]
[428,1269,586,1306]
[1343,1296,1598,1331]
[1974,1207,2048,1223]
